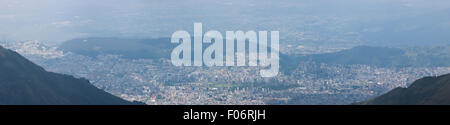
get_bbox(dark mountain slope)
[0,45,133,105]
[359,73,450,105]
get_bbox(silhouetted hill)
[358,73,450,105]
[60,37,175,59]
[0,45,134,105]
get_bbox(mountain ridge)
[358,73,450,105]
[0,45,135,105]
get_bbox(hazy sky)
[1,0,449,43]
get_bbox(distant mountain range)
[59,37,298,74]
[358,73,450,105]
[292,45,450,67]
[0,45,135,105]
[280,45,450,75]
[59,38,450,75]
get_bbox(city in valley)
[2,40,449,105]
